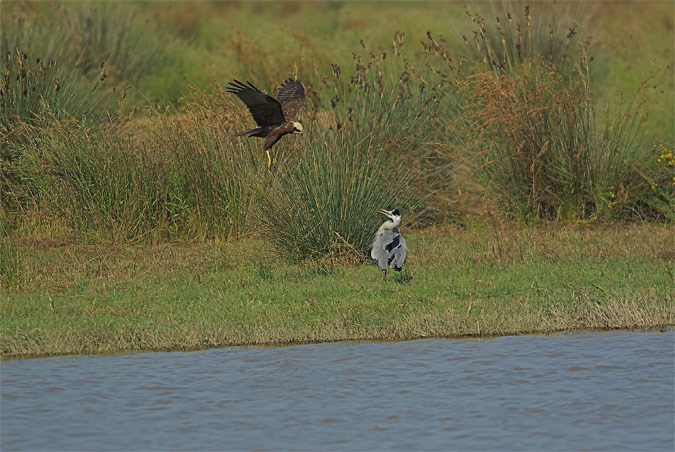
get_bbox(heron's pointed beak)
[378,209,392,217]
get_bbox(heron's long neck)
[377,217,401,234]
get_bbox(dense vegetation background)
[1,1,673,264]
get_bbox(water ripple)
[1,329,673,451]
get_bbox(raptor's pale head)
[292,121,303,135]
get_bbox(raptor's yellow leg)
[266,149,276,168]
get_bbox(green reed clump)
[139,88,265,240]
[255,118,417,261]
[13,120,164,242]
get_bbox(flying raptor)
[226,78,306,166]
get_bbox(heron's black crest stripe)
[391,208,400,216]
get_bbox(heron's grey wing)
[276,79,305,121]
[371,232,389,271]
[390,235,407,271]
[226,80,285,128]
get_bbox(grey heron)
[371,208,407,280]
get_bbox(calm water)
[2,330,673,451]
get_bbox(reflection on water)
[2,330,673,451]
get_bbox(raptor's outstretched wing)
[226,80,285,127]
[276,78,306,121]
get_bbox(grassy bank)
[2,223,672,359]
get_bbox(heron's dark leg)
[383,269,387,281]
[397,266,412,283]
